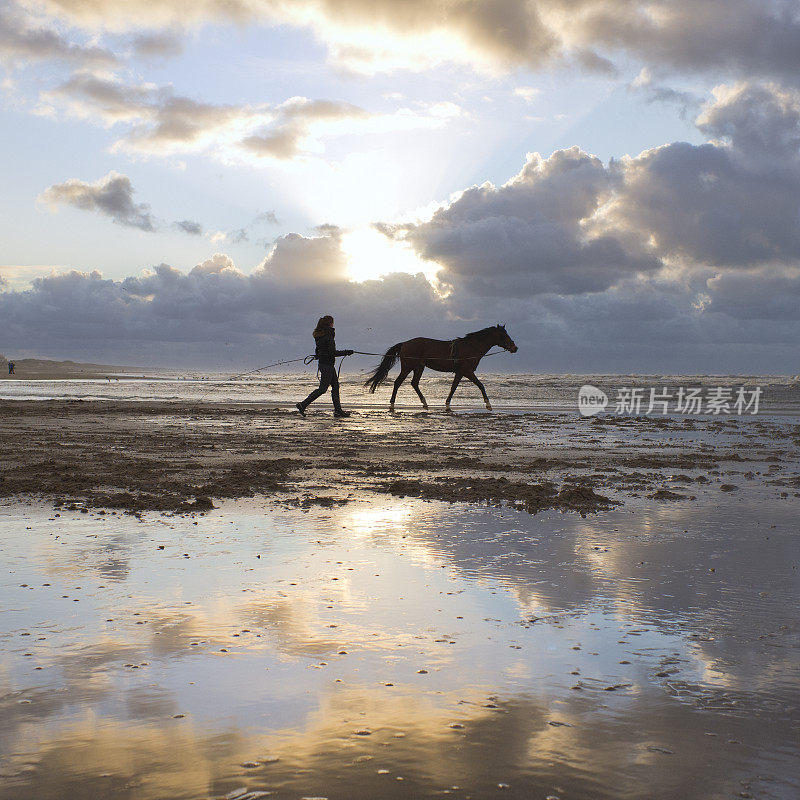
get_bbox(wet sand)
[2,400,799,514]
[1,402,799,799]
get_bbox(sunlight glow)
[341,226,438,283]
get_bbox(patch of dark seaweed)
[283,495,352,509]
[385,476,619,516]
[195,459,296,498]
[625,454,719,469]
[649,489,687,501]
[0,452,296,511]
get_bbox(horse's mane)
[462,326,497,340]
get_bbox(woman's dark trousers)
[300,364,342,411]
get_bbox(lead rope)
[189,355,314,412]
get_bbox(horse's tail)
[364,343,402,393]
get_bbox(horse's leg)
[445,372,462,411]
[464,370,492,410]
[410,365,428,409]
[389,362,411,410]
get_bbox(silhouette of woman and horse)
[364,324,517,411]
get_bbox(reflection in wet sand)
[0,495,798,799]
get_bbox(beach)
[7,0,800,795]
[1,393,799,799]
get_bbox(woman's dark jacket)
[314,330,348,367]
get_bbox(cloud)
[40,171,158,231]
[130,31,184,59]
[704,267,800,321]
[46,72,270,156]
[18,0,800,80]
[43,71,275,157]
[403,146,662,297]
[696,81,800,161]
[174,219,203,235]
[628,68,701,113]
[513,86,540,103]
[2,247,798,372]
[23,0,559,73]
[400,80,800,308]
[44,72,450,161]
[0,230,447,366]
[7,80,800,371]
[240,97,370,159]
[46,71,159,124]
[228,211,279,244]
[254,210,279,226]
[607,83,800,268]
[0,3,116,67]
[40,172,211,236]
[560,0,800,84]
[262,227,349,285]
[606,141,800,268]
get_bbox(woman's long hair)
[313,315,334,338]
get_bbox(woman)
[296,315,354,417]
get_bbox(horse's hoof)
[388,404,395,412]
[422,405,428,410]
[485,403,493,411]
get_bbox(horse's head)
[495,324,518,353]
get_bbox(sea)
[2,371,799,415]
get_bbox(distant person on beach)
[296,315,353,418]
[8,361,14,375]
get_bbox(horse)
[364,324,517,411]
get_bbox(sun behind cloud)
[341,226,437,283]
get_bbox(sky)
[2,0,800,373]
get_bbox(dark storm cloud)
[704,268,800,321]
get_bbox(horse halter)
[497,329,518,353]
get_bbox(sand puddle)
[0,495,797,800]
